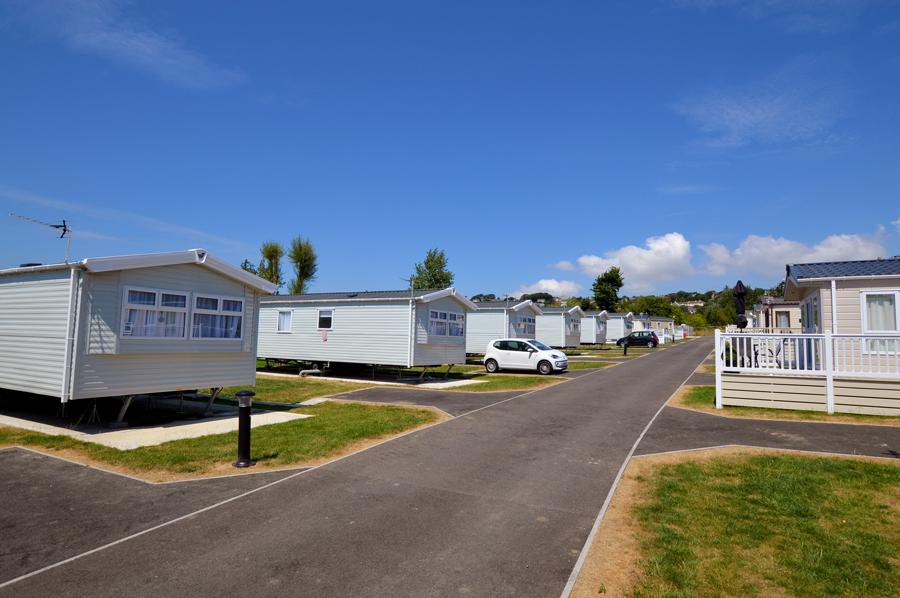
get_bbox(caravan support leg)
[111,396,135,428]
[204,387,222,416]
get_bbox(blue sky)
[1,0,899,296]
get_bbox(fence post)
[714,329,723,409]
[824,331,835,414]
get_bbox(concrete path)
[638,406,900,459]
[0,339,712,597]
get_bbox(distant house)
[535,306,584,348]
[580,310,609,344]
[466,299,543,354]
[673,300,705,313]
[749,296,801,332]
[605,312,635,343]
[716,257,900,416]
[0,249,276,415]
[634,314,677,342]
[257,288,477,368]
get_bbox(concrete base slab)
[0,411,313,450]
[257,371,484,389]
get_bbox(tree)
[287,236,318,295]
[592,267,624,311]
[566,296,595,311]
[258,241,285,290]
[519,292,554,305]
[410,248,454,289]
[471,293,497,302]
[619,295,675,318]
[239,259,258,275]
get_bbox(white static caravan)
[605,312,635,343]
[465,300,544,354]
[257,288,477,367]
[580,310,609,344]
[535,306,585,348]
[0,249,276,406]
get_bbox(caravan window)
[429,310,448,335]
[317,309,333,329]
[277,310,293,333]
[430,310,465,336]
[192,295,244,340]
[122,287,188,338]
[862,292,899,333]
[448,313,465,336]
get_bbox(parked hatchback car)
[483,339,568,375]
[616,331,659,348]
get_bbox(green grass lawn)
[457,373,561,392]
[565,361,615,370]
[634,454,900,597]
[227,376,374,404]
[0,402,436,476]
[679,386,900,425]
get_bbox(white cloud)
[673,1,871,34]
[657,184,719,195]
[700,232,886,279]
[1,185,248,251]
[551,260,575,271]
[675,56,844,148]
[893,218,900,234]
[513,279,582,298]
[7,0,244,90]
[577,232,693,293]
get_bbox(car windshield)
[527,340,552,351]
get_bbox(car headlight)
[551,353,561,359]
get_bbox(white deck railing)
[714,330,900,413]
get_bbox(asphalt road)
[1,338,712,597]
[639,406,900,459]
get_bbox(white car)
[483,339,568,375]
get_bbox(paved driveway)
[0,339,712,597]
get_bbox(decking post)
[824,331,835,414]
[714,329,723,409]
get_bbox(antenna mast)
[9,213,73,262]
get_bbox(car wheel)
[648,341,657,348]
[538,360,553,375]
[485,359,499,373]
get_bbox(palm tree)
[258,241,285,290]
[288,237,318,295]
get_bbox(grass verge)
[228,376,374,404]
[571,448,900,598]
[565,361,615,370]
[634,453,900,597]
[673,385,900,426]
[0,402,437,480]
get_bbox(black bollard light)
[623,341,628,356]
[234,390,255,468]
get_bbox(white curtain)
[125,309,184,337]
[866,294,897,331]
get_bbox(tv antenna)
[9,213,73,262]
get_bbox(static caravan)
[605,312,634,343]
[717,257,900,416]
[580,310,609,344]
[634,314,676,342]
[466,300,543,354]
[535,306,585,348]
[0,249,276,410]
[257,288,477,367]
